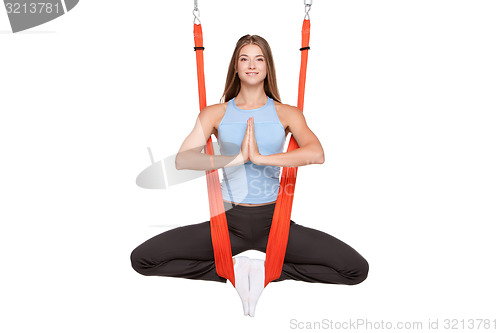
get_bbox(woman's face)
[236,44,267,86]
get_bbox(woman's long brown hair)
[220,35,281,103]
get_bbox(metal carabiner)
[304,0,313,20]
[193,9,201,24]
[193,0,201,24]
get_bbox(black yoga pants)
[130,202,369,285]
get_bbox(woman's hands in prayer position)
[239,117,264,165]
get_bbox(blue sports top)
[218,96,286,204]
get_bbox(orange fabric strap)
[194,23,235,287]
[264,19,311,287]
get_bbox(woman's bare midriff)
[223,200,277,207]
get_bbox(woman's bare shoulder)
[198,102,228,122]
[275,101,301,110]
[200,102,227,115]
[205,102,228,111]
[198,102,228,137]
[274,101,305,130]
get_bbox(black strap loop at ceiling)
[300,46,310,51]
[194,46,205,51]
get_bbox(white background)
[1,0,499,332]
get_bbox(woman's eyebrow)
[239,54,264,57]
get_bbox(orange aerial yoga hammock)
[193,4,311,288]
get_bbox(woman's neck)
[235,85,268,109]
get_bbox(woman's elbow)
[316,151,325,164]
[306,147,324,165]
[175,153,185,170]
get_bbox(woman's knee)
[130,246,155,276]
[344,256,369,285]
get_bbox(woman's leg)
[130,202,256,283]
[130,204,367,286]
[271,220,369,285]
[130,220,228,283]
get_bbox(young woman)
[130,35,369,317]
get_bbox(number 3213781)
[5,2,61,14]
